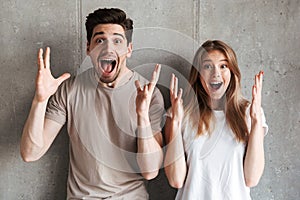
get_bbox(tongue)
[211,84,221,89]
[101,62,113,73]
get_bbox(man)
[20,8,164,199]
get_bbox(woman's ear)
[86,42,90,55]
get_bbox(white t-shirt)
[175,108,268,200]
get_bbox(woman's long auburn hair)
[184,40,250,142]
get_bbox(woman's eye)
[220,64,227,69]
[203,64,212,69]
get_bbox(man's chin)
[98,72,118,84]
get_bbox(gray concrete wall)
[0,0,299,199]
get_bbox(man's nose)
[102,40,114,52]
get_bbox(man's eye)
[96,39,104,44]
[114,39,122,44]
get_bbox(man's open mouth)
[99,59,117,73]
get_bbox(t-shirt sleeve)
[45,80,71,125]
[149,87,165,134]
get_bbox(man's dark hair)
[85,8,133,45]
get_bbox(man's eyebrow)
[113,33,125,39]
[92,32,104,38]
[92,32,125,39]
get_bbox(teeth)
[210,82,222,89]
[210,82,222,85]
[101,59,114,62]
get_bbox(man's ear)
[86,42,90,55]
[126,43,133,58]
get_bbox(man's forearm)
[136,114,163,180]
[20,97,48,161]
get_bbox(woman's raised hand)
[170,74,184,122]
[250,71,264,122]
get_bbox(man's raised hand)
[135,64,161,117]
[35,47,70,102]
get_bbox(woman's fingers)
[252,70,264,106]
[259,71,263,89]
[174,76,178,99]
[177,88,183,101]
[170,73,178,100]
[170,74,175,96]
[170,73,183,105]
[252,85,257,101]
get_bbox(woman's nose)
[212,66,221,77]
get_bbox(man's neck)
[98,67,133,88]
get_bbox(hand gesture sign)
[35,47,70,102]
[250,71,264,122]
[135,64,161,117]
[170,74,184,122]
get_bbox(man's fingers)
[44,47,50,69]
[135,80,142,92]
[144,85,148,96]
[150,64,161,85]
[38,48,44,70]
[155,64,161,83]
[57,73,71,85]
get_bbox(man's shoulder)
[132,71,148,83]
[57,68,95,95]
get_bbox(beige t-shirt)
[46,68,165,199]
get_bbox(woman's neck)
[210,97,225,111]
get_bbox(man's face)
[87,24,132,84]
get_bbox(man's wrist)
[137,113,151,127]
[137,125,153,139]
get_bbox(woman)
[164,40,268,200]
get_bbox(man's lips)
[99,58,117,74]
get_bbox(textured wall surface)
[0,0,299,200]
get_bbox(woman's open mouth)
[210,82,223,90]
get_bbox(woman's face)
[199,50,231,104]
